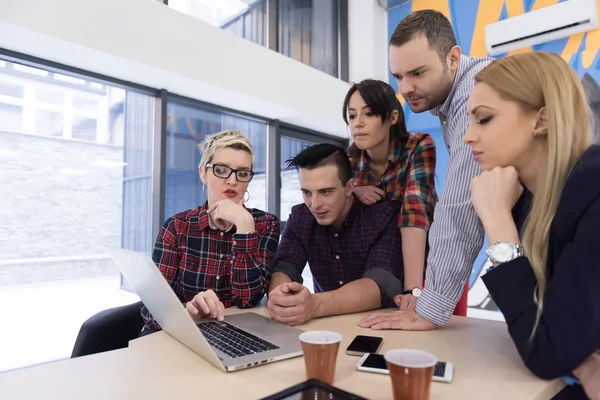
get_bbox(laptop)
[108,247,304,372]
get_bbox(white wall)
[348,0,389,84]
[0,0,389,138]
[0,0,351,138]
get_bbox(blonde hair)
[197,129,254,169]
[475,52,593,337]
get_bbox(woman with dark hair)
[343,79,437,310]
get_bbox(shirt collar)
[355,139,400,170]
[430,54,470,118]
[328,196,361,234]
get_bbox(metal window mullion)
[151,89,168,245]
[338,0,349,81]
[266,120,281,218]
[266,0,279,52]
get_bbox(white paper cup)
[299,331,342,384]
[384,349,438,400]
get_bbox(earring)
[244,191,250,202]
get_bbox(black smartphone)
[345,335,383,356]
[356,353,454,383]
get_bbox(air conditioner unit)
[485,0,598,56]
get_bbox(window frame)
[0,46,346,291]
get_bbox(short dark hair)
[286,143,353,185]
[343,79,409,158]
[389,10,457,61]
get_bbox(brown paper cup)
[384,349,438,400]
[299,331,342,385]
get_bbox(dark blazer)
[482,144,600,380]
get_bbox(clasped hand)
[267,282,317,326]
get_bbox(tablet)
[260,379,368,400]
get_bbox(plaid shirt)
[274,199,404,306]
[141,204,280,332]
[350,133,437,231]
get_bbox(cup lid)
[299,331,342,344]
[384,349,438,368]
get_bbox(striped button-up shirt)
[415,54,494,326]
[350,133,437,231]
[141,204,280,333]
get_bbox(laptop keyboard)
[198,321,280,358]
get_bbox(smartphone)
[346,335,383,356]
[356,353,454,383]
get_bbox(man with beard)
[358,10,493,331]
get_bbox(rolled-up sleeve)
[397,134,437,231]
[230,214,280,308]
[362,207,404,307]
[416,100,484,326]
[272,211,308,283]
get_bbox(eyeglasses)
[206,163,255,182]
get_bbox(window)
[583,73,600,143]
[166,0,346,79]
[0,60,152,371]
[0,62,110,143]
[279,136,317,220]
[165,100,267,221]
[168,0,267,46]
[279,0,340,77]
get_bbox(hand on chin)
[213,217,229,230]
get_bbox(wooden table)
[0,307,564,400]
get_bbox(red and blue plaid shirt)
[350,133,437,231]
[141,204,280,332]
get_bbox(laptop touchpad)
[246,320,293,336]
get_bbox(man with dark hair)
[358,10,494,331]
[267,143,404,326]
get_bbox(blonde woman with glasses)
[465,52,599,399]
[140,130,280,336]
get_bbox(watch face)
[412,288,422,297]
[491,242,515,262]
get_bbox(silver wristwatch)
[403,288,422,297]
[486,241,524,264]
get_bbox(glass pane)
[279,136,318,220]
[279,0,339,77]
[35,109,64,137]
[0,80,23,98]
[71,116,98,141]
[122,91,155,256]
[0,103,23,133]
[37,88,65,105]
[583,73,600,143]
[169,0,266,46]
[73,96,98,112]
[0,60,151,371]
[165,101,267,220]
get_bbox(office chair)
[71,301,144,358]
